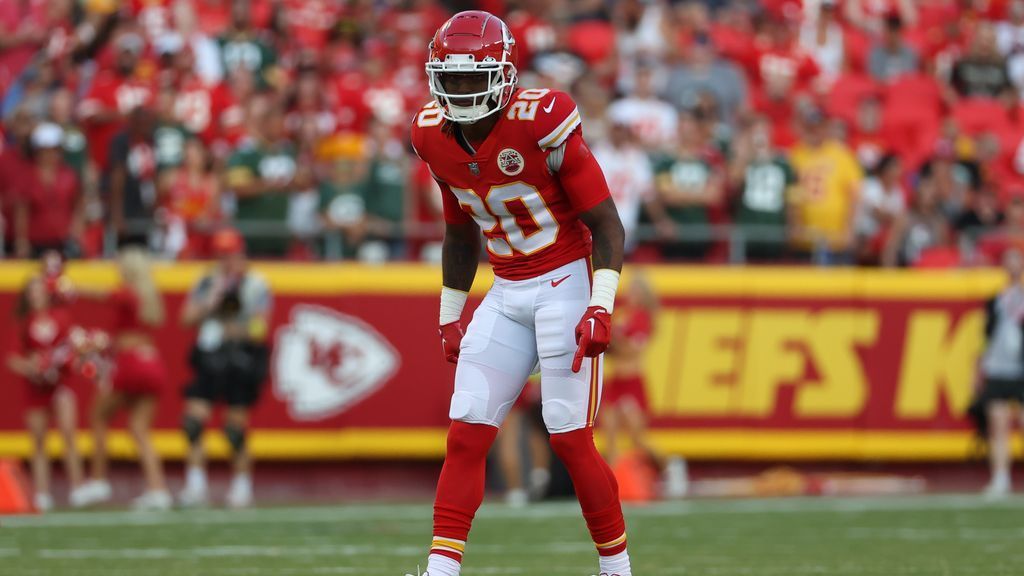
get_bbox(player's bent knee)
[542,399,580,434]
[448,391,485,422]
[223,423,247,454]
[182,415,204,446]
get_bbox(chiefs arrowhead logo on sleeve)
[273,305,400,421]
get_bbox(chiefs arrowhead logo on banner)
[273,305,400,421]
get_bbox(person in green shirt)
[217,1,279,89]
[154,89,192,174]
[653,111,724,260]
[728,116,797,261]
[226,105,312,257]
[361,122,409,260]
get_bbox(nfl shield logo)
[468,162,480,176]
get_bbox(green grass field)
[2,495,1023,575]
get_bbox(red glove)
[439,322,464,364]
[572,306,612,373]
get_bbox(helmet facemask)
[427,56,517,124]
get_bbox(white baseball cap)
[31,122,64,149]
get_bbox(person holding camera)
[178,227,272,508]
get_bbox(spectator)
[606,64,678,152]
[179,228,272,509]
[0,0,49,97]
[168,42,240,154]
[729,116,798,261]
[109,106,159,248]
[225,104,312,257]
[882,178,949,267]
[592,120,657,253]
[319,135,369,259]
[918,141,980,220]
[216,0,278,88]
[664,32,747,126]
[846,95,887,171]
[14,123,83,258]
[0,107,33,256]
[611,0,670,94]
[996,0,1024,96]
[167,0,225,85]
[153,89,191,174]
[854,154,907,264]
[955,187,1004,244]
[844,0,919,35]
[160,137,221,259]
[800,0,845,88]
[867,14,919,83]
[77,31,154,172]
[360,122,410,261]
[952,22,1012,99]
[652,111,725,260]
[789,108,863,264]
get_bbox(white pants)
[450,259,602,434]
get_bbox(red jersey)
[21,309,72,353]
[112,287,147,334]
[20,164,79,246]
[130,0,174,41]
[79,72,155,169]
[17,308,74,385]
[613,305,653,348]
[175,77,238,145]
[411,89,609,280]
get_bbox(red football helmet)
[426,10,518,124]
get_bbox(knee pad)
[449,390,491,424]
[541,399,578,434]
[182,415,204,446]
[224,423,247,454]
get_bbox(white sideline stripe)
[23,542,594,561]
[3,494,1024,529]
[34,545,425,560]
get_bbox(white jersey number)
[449,182,559,257]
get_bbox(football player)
[408,11,631,576]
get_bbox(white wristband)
[589,269,620,313]
[440,286,469,325]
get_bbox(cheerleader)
[6,277,86,511]
[77,248,171,510]
[600,273,687,498]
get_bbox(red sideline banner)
[0,263,1018,461]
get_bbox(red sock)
[431,421,499,563]
[550,427,628,556]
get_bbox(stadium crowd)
[4,0,1024,265]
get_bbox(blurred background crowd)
[5,0,1024,266]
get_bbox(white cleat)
[132,490,173,511]
[506,487,528,508]
[177,484,209,508]
[34,493,53,512]
[529,467,550,500]
[983,478,1012,500]
[225,475,253,509]
[68,485,94,509]
[663,457,689,499]
[75,479,113,506]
